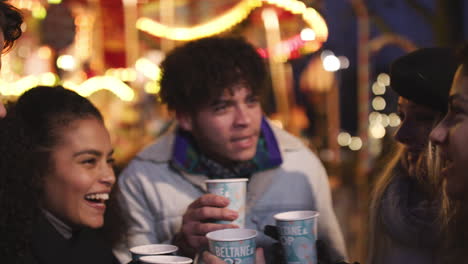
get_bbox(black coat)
[11,213,119,264]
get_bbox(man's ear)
[176,112,193,132]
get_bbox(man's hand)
[202,248,266,264]
[174,194,239,257]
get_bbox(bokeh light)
[323,55,340,72]
[377,73,391,86]
[337,132,352,146]
[300,28,316,41]
[370,123,386,139]
[372,96,386,111]
[389,113,401,127]
[372,82,386,95]
[56,55,76,71]
[349,137,363,151]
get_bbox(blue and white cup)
[274,211,320,264]
[205,178,248,227]
[139,256,193,264]
[206,228,257,264]
[129,244,178,261]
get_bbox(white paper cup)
[130,244,178,260]
[139,255,193,264]
[274,211,319,264]
[205,178,248,227]
[206,228,257,264]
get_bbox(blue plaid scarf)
[170,118,282,179]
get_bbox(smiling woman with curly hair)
[0,86,125,263]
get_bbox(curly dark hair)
[159,36,267,114]
[0,86,126,259]
[0,0,22,53]
[15,86,103,155]
[0,112,39,259]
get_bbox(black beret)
[390,47,458,112]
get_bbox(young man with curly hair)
[116,36,347,263]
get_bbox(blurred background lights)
[323,54,340,72]
[282,0,306,13]
[377,73,391,86]
[57,55,76,71]
[72,76,135,101]
[137,0,263,41]
[20,22,27,33]
[320,50,334,60]
[144,81,160,94]
[370,123,386,139]
[13,76,38,92]
[338,56,350,69]
[372,96,386,111]
[369,111,382,124]
[380,113,390,127]
[300,28,316,41]
[48,0,62,3]
[37,46,52,59]
[136,58,161,81]
[105,68,137,82]
[271,119,284,129]
[120,68,137,82]
[349,137,363,151]
[32,5,46,19]
[17,46,30,58]
[389,113,401,127]
[262,8,279,30]
[337,132,352,146]
[39,72,58,86]
[372,82,386,95]
[137,0,328,42]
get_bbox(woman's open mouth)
[84,192,110,209]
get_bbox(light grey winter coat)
[114,122,347,263]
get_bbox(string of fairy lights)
[2,0,401,157]
[137,0,328,42]
[2,0,329,101]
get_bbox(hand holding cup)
[205,178,248,227]
[174,194,239,257]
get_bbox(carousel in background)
[1,1,414,260]
[1,0,338,171]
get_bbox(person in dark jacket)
[367,48,458,264]
[0,86,123,263]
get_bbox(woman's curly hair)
[0,111,41,259]
[159,36,267,114]
[0,0,22,53]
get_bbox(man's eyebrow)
[107,149,115,156]
[73,149,102,157]
[209,98,231,106]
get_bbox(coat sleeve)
[306,151,348,263]
[113,160,172,264]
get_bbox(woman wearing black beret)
[368,48,458,264]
